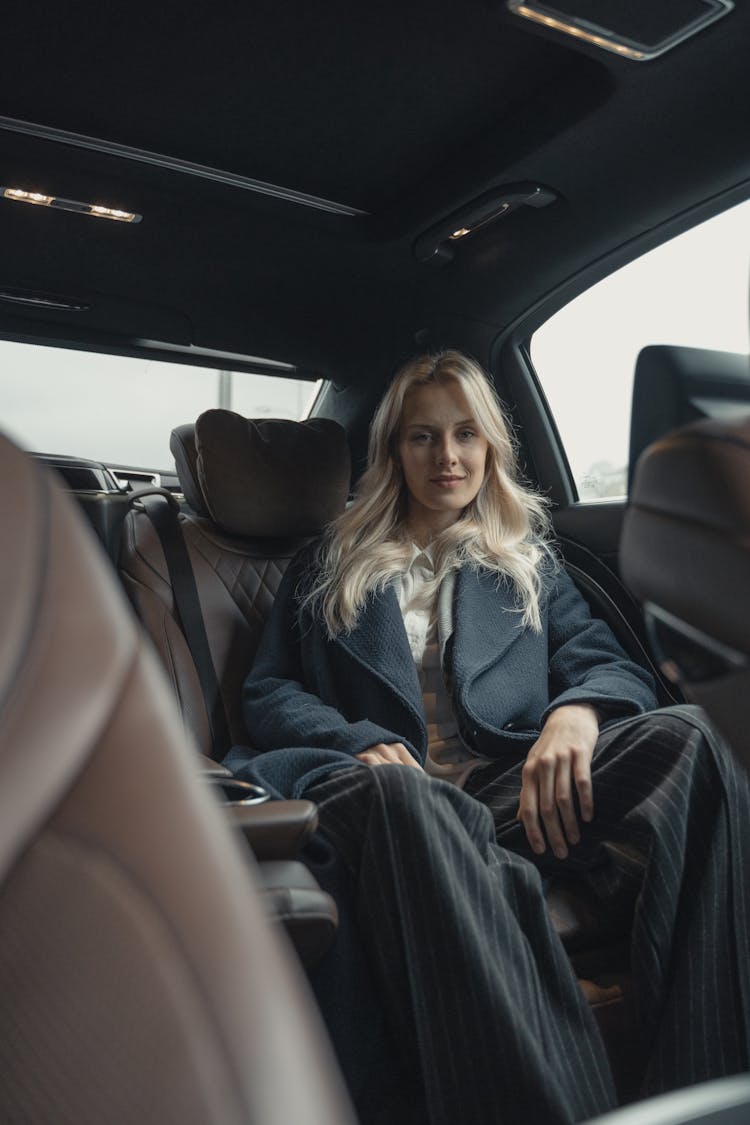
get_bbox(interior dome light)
[415,183,556,265]
[1,186,142,223]
[507,0,734,62]
[510,5,646,59]
[3,188,55,206]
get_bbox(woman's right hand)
[356,742,423,769]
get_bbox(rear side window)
[530,197,750,500]
[0,341,321,471]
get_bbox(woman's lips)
[430,476,465,488]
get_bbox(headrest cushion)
[170,423,208,516]
[194,410,350,537]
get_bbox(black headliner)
[1,0,749,386]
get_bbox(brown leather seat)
[622,414,750,768]
[119,409,351,761]
[119,410,349,962]
[0,431,356,1125]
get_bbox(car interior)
[1,1,750,1121]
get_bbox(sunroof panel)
[0,0,600,212]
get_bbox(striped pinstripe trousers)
[305,705,750,1125]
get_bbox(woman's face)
[396,379,489,541]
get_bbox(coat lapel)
[336,584,424,717]
[333,568,531,735]
[451,567,527,683]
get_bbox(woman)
[226,351,749,1125]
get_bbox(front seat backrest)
[0,431,356,1125]
[621,414,750,766]
[119,410,350,758]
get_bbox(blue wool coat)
[224,551,658,798]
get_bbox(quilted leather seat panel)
[119,413,350,760]
[120,506,305,757]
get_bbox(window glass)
[530,198,750,500]
[0,341,320,470]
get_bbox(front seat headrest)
[191,410,350,538]
[170,422,209,517]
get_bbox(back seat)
[118,409,350,966]
[119,409,351,760]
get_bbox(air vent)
[109,468,162,491]
[33,454,121,492]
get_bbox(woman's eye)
[458,429,476,441]
[412,432,432,442]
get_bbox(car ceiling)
[1,0,749,388]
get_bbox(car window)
[530,197,750,501]
[0,340,321,471]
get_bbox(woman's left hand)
[355,742,424,769]
[516,704,600,859]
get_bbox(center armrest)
[227,799,319,860]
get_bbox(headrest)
[622,415,750,656]
[191,410,350,537]
[170,423,208,516]
[628,344,750,493]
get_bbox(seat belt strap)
[138,491,232,758]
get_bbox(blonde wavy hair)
[303,350,554,635]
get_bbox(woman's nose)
[436,437,458,464]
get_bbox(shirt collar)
[408,542,434,571]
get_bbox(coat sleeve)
[242,558,418,758]
[542,567,658,725]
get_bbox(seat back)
[0,431,356,1124]
[621,414,750,766]
[119,410,350,758]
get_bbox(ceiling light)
[415,184,556,265]
[3,188,54,206]
[89,204,139,222]
[448,205,513,243]
[510,5,645,59]
[1,186,142,222]
[506,0,734,62]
